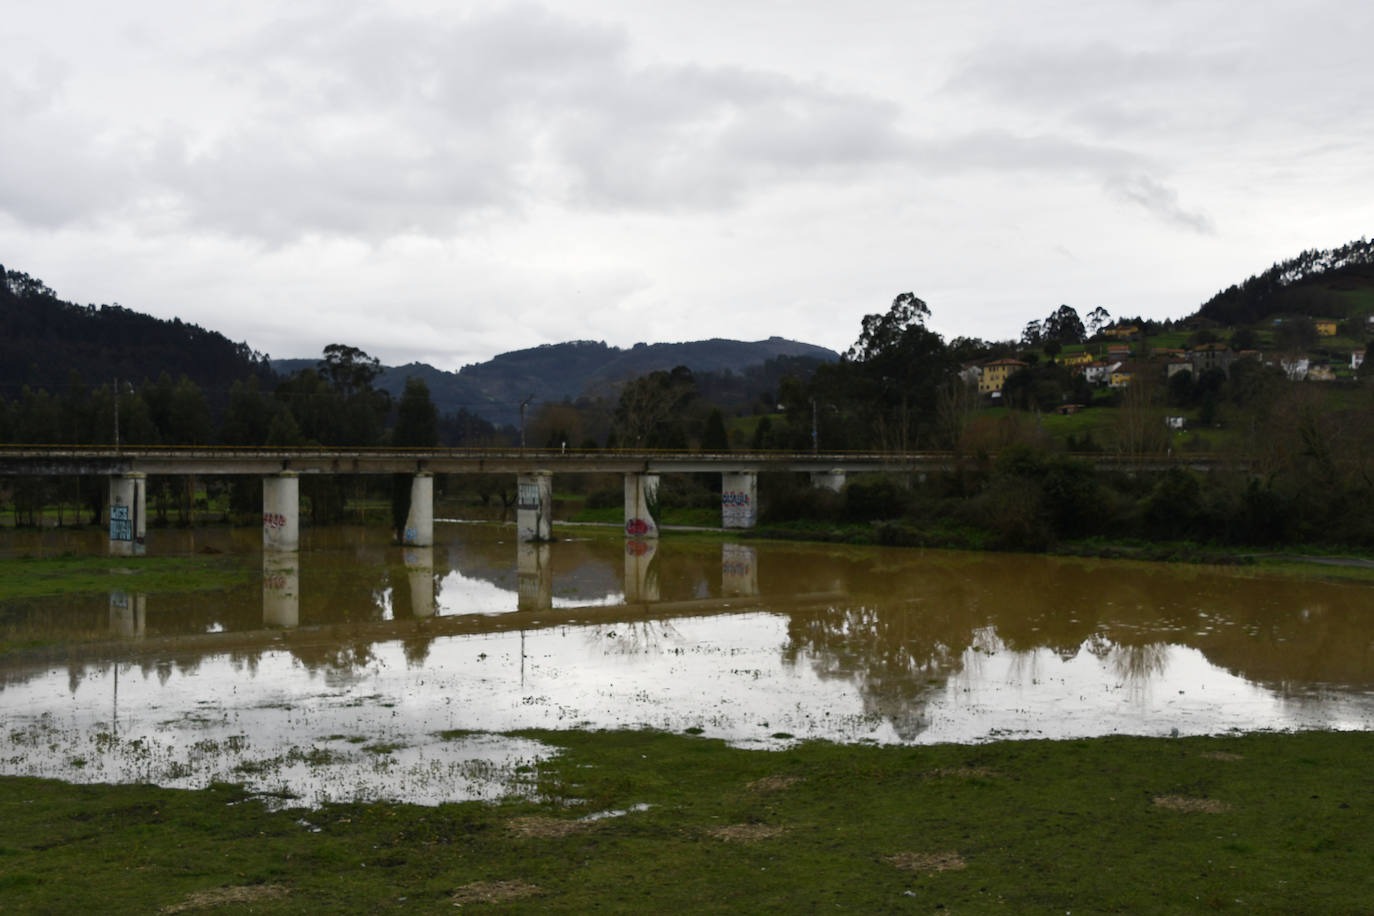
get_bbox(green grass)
[0,554,255,600]
[1,728,1371,912]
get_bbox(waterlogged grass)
[0,554,255,600]
[1,729,1371,912]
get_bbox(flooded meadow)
[3,522,1373,807]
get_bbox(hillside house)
[1353,350,1366,370]
[1165,359,1193,378]
[1103,324,1139,339]
[1082,361,1116,385]
[978,358,1026,395]
[1060,350,1094,368]
[1315,319,1339,337]
[1307,363,1337,382]
[1279,356,1310,380]
[1107,343,1131,360]
[1109,366,1134,388]
[1190,342,1235,375]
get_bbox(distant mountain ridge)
[274,337,839,426]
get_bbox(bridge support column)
[263,472,299,551]
[517,471,553,542]
[402,472,434,546]
[810,469,846,492]
[721,471,757,529]
[262,549,299,628]
[108,473,146,556]
[624,473,660,538]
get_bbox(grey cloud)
[156,6,915,238]
[1105,173,1214,234]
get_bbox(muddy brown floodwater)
[3,522,1373,807]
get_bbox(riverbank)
[2,728,1370,913]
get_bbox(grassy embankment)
[1,728,1371,912]
[0,554,255,601]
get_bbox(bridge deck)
[0,446,1243,476]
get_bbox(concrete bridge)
[0,445,1243,555]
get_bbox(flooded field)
[3,522,1373,806]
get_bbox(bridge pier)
[624,473,660,538]
[109,590,146,637]
[721,471,757,529]
[517,470,553,542]
[402,472,434,546]
[108,472,146,556]
[263,472,299,551]
[810,469,846,492]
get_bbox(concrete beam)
[517,471,553,542]
[721,471,758,529]
[624,473,660,538]
[108,473,146,556]
[263,472,299,551]
[810,469,846,492]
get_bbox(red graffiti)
[263,512,288,529]
[625,539,652,556]
[625,518,650,535]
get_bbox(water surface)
[2,523,1371,805]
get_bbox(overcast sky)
[4,1,1371,369]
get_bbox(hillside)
[1196,238,1374,327]
[275,337,838,426]
[0,267,273,405]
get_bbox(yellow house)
[1315,319,1339,337]
[1060,350,1094,367]
[1103,324,1139,339]
[1109,368,1133,388]
[978,358,1027,395]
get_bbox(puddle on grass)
[3,522,1374,807]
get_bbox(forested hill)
[275,337,838,426]
[0,266,273,403]
[1196,238,1374,326]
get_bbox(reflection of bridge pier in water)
[624,539,660,603]
[404,546,436,618]
[721,543,758,597]
[263,549,299,628]
[516,542,552,611]
[108,590,146,637]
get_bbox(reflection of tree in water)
[586,620,684,657]
[287,640,378,687]
[1107,641,1169,684]
[783,603,969,741]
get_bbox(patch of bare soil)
[1199,752,1244,761]
[748,775,802,793]
[706,823,788,842]
[506,816,595,839]
[925,766,997,779]
[161,884,289,913]
[1153,795,1230,813]
[884,852,967,873]
[451,880,542,906]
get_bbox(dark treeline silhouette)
[1197,238,1374,326]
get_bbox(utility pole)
[811,398,818,453]
[520,394,534,449]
